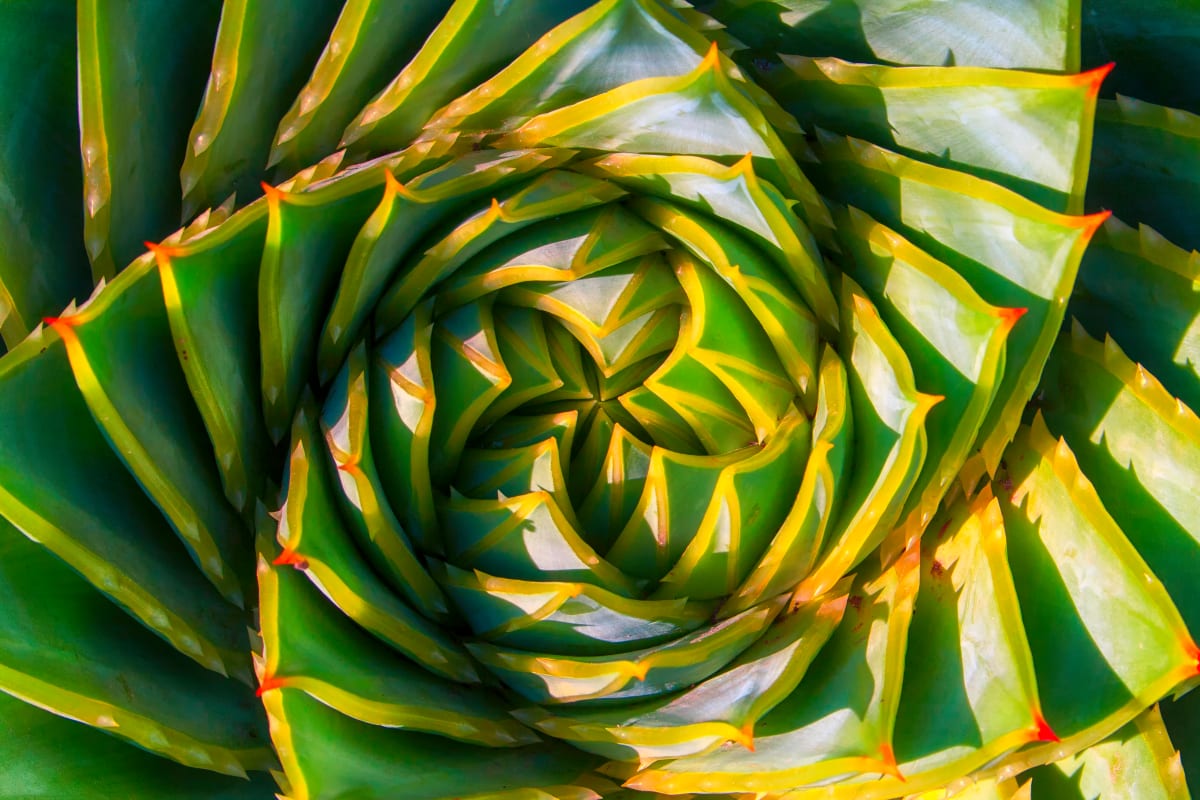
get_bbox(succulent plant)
[1,1,1198,799]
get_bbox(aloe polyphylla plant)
[2,1,1199,798]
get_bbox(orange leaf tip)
[43,315,78,329]
[256,675,287,697]
[261,181,286,202]
[336,457,362,475]
[1031,713,1060,743]
[1075,62,1115,99]
[273,549,309,570]
[997,307,1028,331]
[621,661,650,681]
[1184,641,1200,676]
[877,744,905,781]
[700,40,721,72]
[383,168,408,198]
[734,722,756,752]
[1075,209,1112,238]
[144,241,184,261]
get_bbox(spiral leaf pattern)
[1,2,1199,799]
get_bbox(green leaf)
[759,57,1107,212]
[268,0,453,176]
[259,174,384,442]
[318,148,573,382]
[485,306,573,422]
[649,249,797,451]
[50,258,252,608]
[342,0,598,154]
[793,277,935,603]
[427,300,513,485]
[722,346,852,615]
[421,0,717,139]
[1039,324,1200,636]
[0,692,276,799]
[1082,0,1200,112]
[0,0,91,344]
[321,342,450,622]
[440,487,641,596]
[605,444,753,582]
[436,201,672,321]
[275,402,478,684]
[997,418,1199,746]
[1162,686,1200,798]
[889,489,1051,794]
[466,598,783,706]
[433,562,717,656]
[497,44,830,232]
[153,206,274,512]
[833,206,1013,540]
[1088,97,1200,252]
[1069,216,1200,415]
[263,687,605,800]
[701,0,1078,71]
[630,545,918,794]
[519,585,847,763]
[572,425,655,551]
[0,517,269,776]
[633,199,822,415]
[0,332,250,677]
[809,134,1105,475]
[370,301,442,556]
[653,408,811,600]
[180,0,344,217]
[373,170,626,334]
[257,545,536,747]
[582,153,836,331]
[77,0,223,279]
[1025,706,1190,800]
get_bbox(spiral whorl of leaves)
[2,2,1200,799]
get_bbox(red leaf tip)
[256,675,287,697]
[1031,713,1060,743]
[336,457,363,475]
[998,307,1028,331]
[1076,61,1115,99]
[877,744,905,781]
[261,181,286,201]
[1185,641,1200,676]
[145,241,184,261]
[1076,209,1112,238]
[273,549,309,570]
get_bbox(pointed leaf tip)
[43,315,78,329]
[256,675,287,697]
[998,306,1029,331]
[1077,209,1113,237]
[382,168,411,199]
[878,743,905,781]
[621,661,650,681]
[1076,62,1116,98]
[918,393,946,413]
[1185,641,1200,677]
[273,549,308,570]
[144,240,184,261]
[735,722,756,752]
[1031,712,1060,743]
